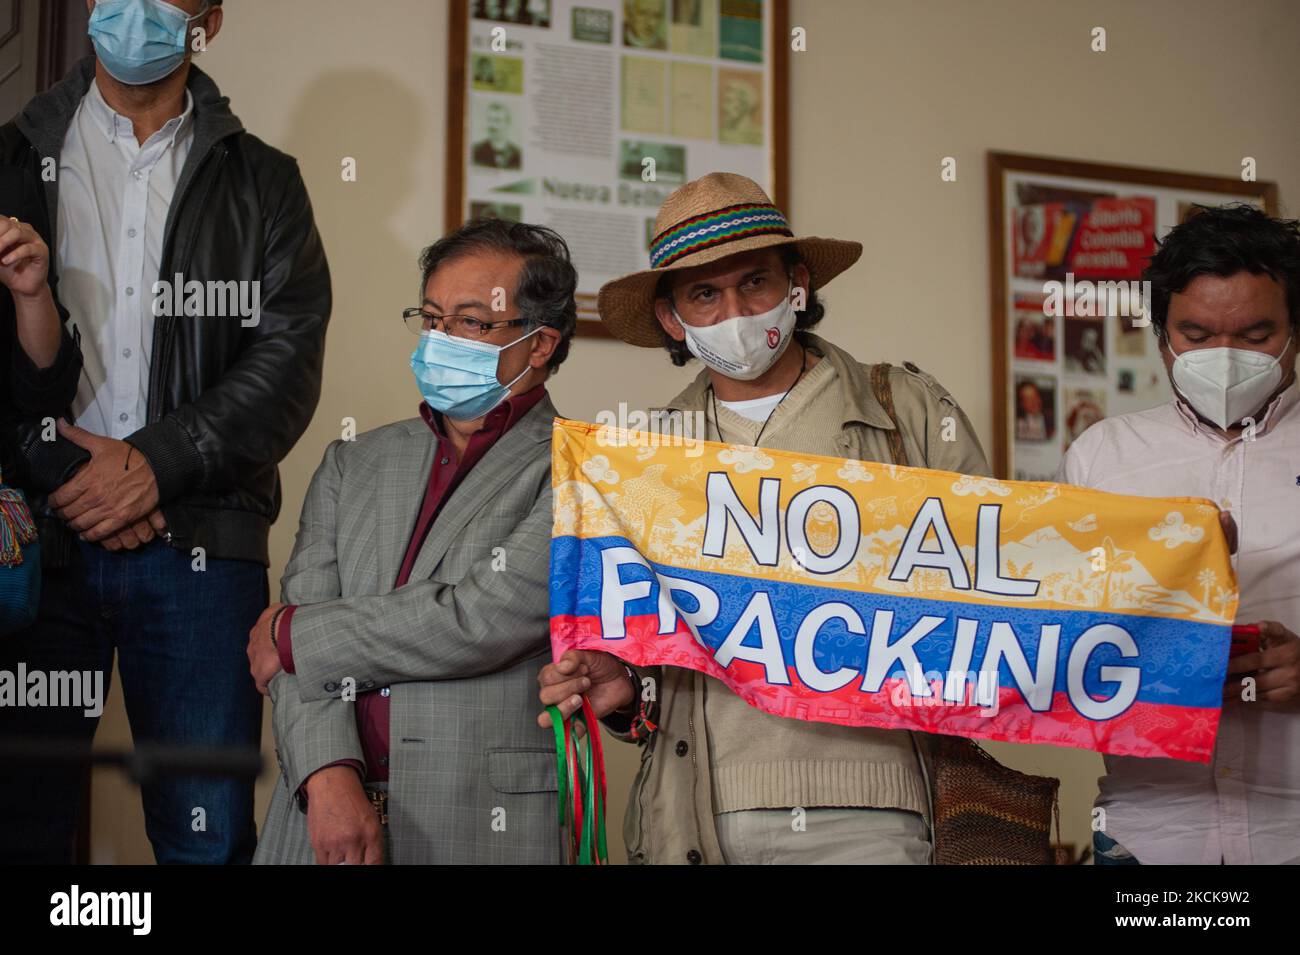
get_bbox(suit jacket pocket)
[487,748,558,794]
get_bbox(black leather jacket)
[0,58,331,566]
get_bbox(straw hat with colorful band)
[597,172,863,348]
[649,202,792,268]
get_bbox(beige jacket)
[613,334,992,864]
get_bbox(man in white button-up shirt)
[1059,204,1300,865]
[58,73,195,441]
[0,0,331,865]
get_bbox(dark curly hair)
[655,244,825,366]
[418,217,578,372]
[1144,203,1300,341]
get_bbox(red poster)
[1064,197,1156,280]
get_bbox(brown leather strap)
[869,362,909,468]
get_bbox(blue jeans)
[0,537,265,863]
[1094,830,1141,865]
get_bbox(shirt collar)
[418,382,548,439]
[1172,376,1299,440]
[86,78,195,148]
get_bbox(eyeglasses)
[402,307,531,338]
[670,270,791,324]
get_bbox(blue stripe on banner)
[550,535,1229,710]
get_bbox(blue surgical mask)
[410,326,539,421]
[88,0,208,86]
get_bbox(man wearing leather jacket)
[0,0,331,863]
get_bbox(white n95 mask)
[675,285,797,380]
[1170,336,1291,429]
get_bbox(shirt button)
[127,228,137,238]
[379,757,389,766]
[440,457,449,465]
[125,287,134,296]
[133,171,143,180]
[1219,766,1232,778]
[380,687,391,697]
[686,849,702,864]
[324,682,338,692]
[122,348,132,358]
[675,740,689,757]
[118,413,128,423]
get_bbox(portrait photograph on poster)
[1012,292,1055,362]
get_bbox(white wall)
[90,0,1300,863]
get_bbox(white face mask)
[674,284,797,381]
[1169,335,1292,429]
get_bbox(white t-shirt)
[717,391,786,423]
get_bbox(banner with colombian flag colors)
[548,418,1238,763]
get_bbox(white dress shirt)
[1059,379,1300,864]
[58,79,195,439]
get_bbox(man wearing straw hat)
[539,172,991,864]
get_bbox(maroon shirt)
[279,384,547,784]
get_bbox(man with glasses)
[538,172,991,864]
[250,218,576,864]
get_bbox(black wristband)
[269,606,288,650]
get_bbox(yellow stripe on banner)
[550,418,1237,625]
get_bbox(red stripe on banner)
[550,613,1219,762]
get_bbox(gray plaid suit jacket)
[254,394,561,864]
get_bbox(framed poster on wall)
[987,152,1279,480]
[445,0,789,337]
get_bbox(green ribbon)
[545,700,608,865]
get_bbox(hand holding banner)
[549,418,1237,762]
